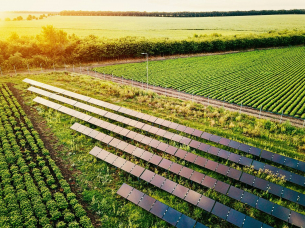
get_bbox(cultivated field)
[1,13,305,39]
[95,46,305,119]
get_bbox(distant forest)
[59,9,305,17]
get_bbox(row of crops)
[0,84,93,228]
[94,46,305,118]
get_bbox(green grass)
[1,72,305,227]
[94,45,305,119]
[1,14,305,40]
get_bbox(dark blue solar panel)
[282,188,299,203]
[227,186,243,201]
[277,169,291,181]
[197,195,215,212]
[256,198,274,215]
[298,161,305,172]
[253,178,269,191]
[201,132,212,140]
[238,156,253,167]
[264,164,279,174]
[211,202,230,220]
[198,143,211,152]
[298,193,305,207]
[227,168,242,180]
[272,154,286,165]
[240,173,255,186]
[214,181,230,194]
[251,160,265,171]
[268,183,283,197]
[271,204,290,222]
[228,153,241,163]
[229,140,240,149]
[218,149,230,159]
[239,143,251,153]
[163,207,181,226]
[176,214,196,228]
[260,150,273,160]
[194,222,209,228]
[216,164,230,176]
[240,191,258,208]
[290,173,305,186]
[243,216,263,228]
[226,209,246,228]
[210,135,222,143]
[289,210,305,228]
[150,201,168,218]
[284,157,298,169]
[249,147,261,156]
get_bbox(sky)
[1,0,304,12]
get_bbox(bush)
[56,221,66,228]
[68,221,80,228]
[79,216,93,228]
[73,204,86,217]
[64,211,75,223]
[39,216,50,227]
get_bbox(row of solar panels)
[29,87,305,208]
[23,78,305,174]
[89,145,271,228]
[71,122,304,228]
[117,183,207,228]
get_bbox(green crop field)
[94,46,305,118]
[1,13,305,40]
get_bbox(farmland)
[94,46,305,119]
[1,13,305,40]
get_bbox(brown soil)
[8,83,100,227]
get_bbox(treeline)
[59,9,305,17]
[0,26,304,71]
[4,14,49,22]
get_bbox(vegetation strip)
[0,84,93,228]
[116,183,208,228]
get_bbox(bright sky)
[1,0,304,12]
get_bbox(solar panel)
[122,118,132,125]
[155,128,167,137]
[240,173,255,186]
[163,131,175,140]
[161,179,177,193]
[119,128,130,137]
[227,168,242,180]
[272,154,286,165]
[218,149,230,159]
[161,120,172,128]
[141,136,153,145]
[229,141,240,149]
[238,156,253,167]
[240,191,258,208]
[249,147,261,156]
[290,173,305,186]
[135,121,145,129]
[226,209,246,228]
[127,188,144,204]
[169,163,183,174]
[243,216,263,228]
[96,149,110,160]
[109,138,121,147]
[210,135,222,143]
[150,174,166,187]
[271,204,290,222]
[189,140,201,149]
[113,126,124,135]
[239,143,251,153]
[71,123,81,130]
[207,146,220,156]
[215,164,230,176]
[184,127,195,134]
[130,165,145,177]
[141,124,152,132]
[192,129,203,137]
[277,169,291,181]
[140,169,155,182]
[134,133,145,142]
[125,144,136,154]
[211,202,230,220]
[201,176,217,189]
[140,151,153,162]
[289,210,305,228]
[121,161,136,173]
[227,186,243,201]
[148,116,158,123]
[198,143,212,153]
[116,141,129,151]
[112,157,126,168]
[165,145,177,155]
[148,139,160,148]
[180,137,192,145]
[155,118,165,125]
[260,150,273,160]
[218,138,231,147]
[135,112,145,119]
[267,182,283,197]
[194,156,208,167]
[172,184,189,199]
[298,193,305,207]
[281,188,299,203]
[253,178,269,191]
[116,183,134,198]
[264,164,279,174]
[204,160,218,171]
[194,222,208,228]
[175,149,187,159]
[172,134,183,142]
[297,161,305,172]
[284,157,298,169]
[132,148,145,157]
[176,214,196,228]
[168,122,179,130]
[179,167,193,179]
[149,155,162,165]
[197,195,215,212]
[177,124,187,132]
[89,146,101,156]
[162,207,181,226]
[184,153,198,163]
[138,194,156,211]
[105,153,118,164]
[159,159,172,170]
[251,160,265,171]
[190,171,205,184]
[256,198,274,215]
[214,181,230,194]
[150,201,168,218]
[184,190,201,205]
[201,132,212,140]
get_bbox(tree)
[16,16,23,21]
[27,15,33,20]
[8,52,24,68]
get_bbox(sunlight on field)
[0,14,305,40]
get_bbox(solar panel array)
[29,89,305,207]
[23,78,305,174]
[117,183,208,228]
[89,146,273,228]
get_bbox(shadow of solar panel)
[240,191,258,208]
[149,155,162,165]
[168,122,179,129]
[207,146,220,156]
[127,189,144,204]
[169,163,183,174]
[272,204,290,222]
[121,161,136,173]
[198,143,211,152]
[238,156,253,167]
[253,178,269,191]
[149,139,160,148]
[192,129,203,137]
[96,150,110,160]
[210,135,222,143]
[172,184,189,199]
[141,136,153,145]
[179,167,193,179]
[189,140,201,149]
[227,186,243,201]
[204,160,218,171]
[194,156,208,167]
[140,151,153,162]
[177,124,187,132]
[184,153,197,163]
[184,127,195,134]
[165,145,177,155]
[227,168,242,180]
[130,165,145,177]
[161,179,177,193]
[150,174,166,188]
[185,190,201,205]
[197,195,215,213]
[289,210,305,228]
[201,132,212,140]
[105,153,118,164]
[162,207,181,226]
[256,198,274,215]
[140,169,155,182]
[116,183,134,198]
[249,147,261,156]
[176,214,196,228]
[190,171,205,184]
[215,164,230,176]
[180,137,192,145]
[150,201,168,218]
[217,149,230,159]
[201,176,217,189]
[175,149,187,159]
[290,173,305,186]
[268,182,283,197]
[240,173,255,186]
[282,188,299,203]
[226,209,246,228]
[211,202,230,220]
[214,181,230,194]
[112,157,126,168]
[159,159,172,170]
[138,194,156,211]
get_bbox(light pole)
[141,53,148,90]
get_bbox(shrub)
[79,216,93,228]
[39,216,50,227]
[64,211,75,223]
[73,204,86,217]
[68,221,80,228]
[56,221,66,228]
